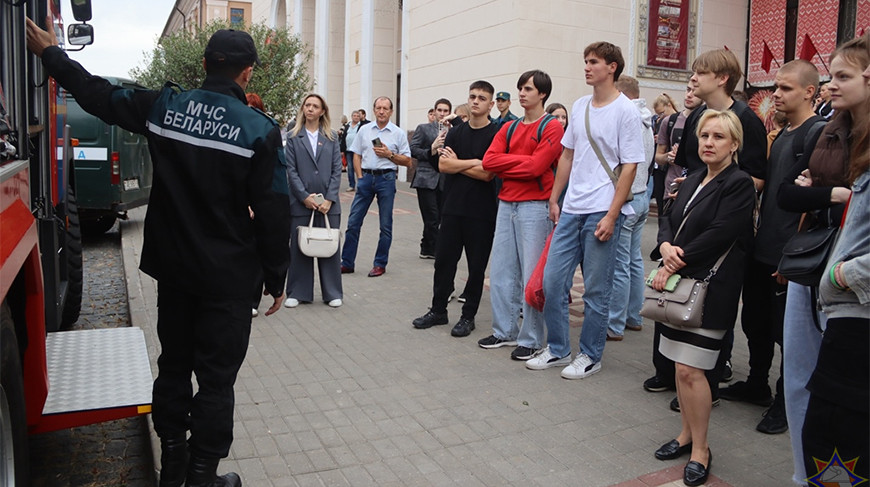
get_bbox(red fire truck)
[1,1,152,484]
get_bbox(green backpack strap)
[504,114,556,153]
[504,119,522,153]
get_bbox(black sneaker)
[457,293,467,303]
[670,396,720,412]
[719,380,773,406]
[510,346,539,361]
[756,395,788,434]
[478,335,518,349]
[643,375,675,392]
[720,360,733,382]
[412,310,448,329]
[450,318,475,337]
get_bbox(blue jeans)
[783,282,826,485]
[543,211,623,362]
[345,152,356,189]
[341,171,396,269]
[608,191,650,335]
[489,200,552,349]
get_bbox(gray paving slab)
[121,178,794,487]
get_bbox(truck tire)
[60,185,83,329]
[0,302,30,486]
[81,214,117,236]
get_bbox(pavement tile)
[122,181,797,487]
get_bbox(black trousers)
[739,258,786,395]
[152,282,252,458]
[802,317,869,482]
[431,214,495,319]
[653,322,732,399]
[417,187,442,255]
[652,166,667,206]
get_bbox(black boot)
[185,455,241,487]
[159,435,188,487]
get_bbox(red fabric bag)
[525,229,555,312]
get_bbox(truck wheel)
[81,214,117,236]
[60,185,83,329]
[0,302,30,486]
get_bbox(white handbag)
[297,210,340,258]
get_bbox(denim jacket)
[819,169,870,318]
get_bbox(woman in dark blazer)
[651,110,755,486]
[284,93,343,307]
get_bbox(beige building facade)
[263,0,749,131]
[164,0,750,131]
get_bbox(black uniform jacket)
[42,47,291,299]
[657,163,755,330]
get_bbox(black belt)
[362,168,396,175]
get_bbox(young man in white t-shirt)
[525,42,645,379]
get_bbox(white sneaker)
[251,308,259,317]
[525,346,571,370]
[283,297,299,308]
[560,353,601,379]
[328,299,343,308]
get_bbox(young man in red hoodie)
[478,70,564,360]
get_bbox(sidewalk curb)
[119,208,162,485]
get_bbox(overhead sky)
[59,0,176,79]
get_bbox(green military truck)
[65,77,153,235]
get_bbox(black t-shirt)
[440,120,500,221]
[675,100,767,180]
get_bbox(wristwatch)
[388,153,395,161]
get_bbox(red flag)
[799,33,818,61]
[761,41,774,73]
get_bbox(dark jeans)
[345,152,356,188]
[740,258,786,395]
[152,283,251,458]
[431,214,495,319]
[416,186,442,255]
[802,317,869,482]
[341,171,396,269]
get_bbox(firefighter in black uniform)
[27,19,291,487]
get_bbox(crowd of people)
[394,38,866,487]
[280,37,867,487]
[26,11,868,485]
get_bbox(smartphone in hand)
[372,137,383,147]
[313,193,325,206]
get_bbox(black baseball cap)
[204,29,260,66]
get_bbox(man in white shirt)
[606,75,655,340]
[525,42,645,379]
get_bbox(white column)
[399,3,409,129]
[360,0,374,110]
[343,0,352,114]
[314,0,329,93]
[397,2,410,182]
[292,0,302,35]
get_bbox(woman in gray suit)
[284,93,343,308]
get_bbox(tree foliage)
[131,20,311,125]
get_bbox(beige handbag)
[297,210,340,258]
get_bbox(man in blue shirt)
[341,96,411,277]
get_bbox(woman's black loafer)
[654,439,692,460]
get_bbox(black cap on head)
[204,29,260,66]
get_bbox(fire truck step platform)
[38,327,152,432]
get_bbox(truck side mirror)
[70,0,92,22]
[67,23,94,46]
